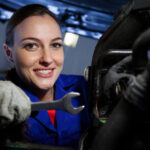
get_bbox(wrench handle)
[31,99,64,111]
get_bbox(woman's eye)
[23,43,40,51]
[51,43,63,49]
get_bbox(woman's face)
[9,14,64,91]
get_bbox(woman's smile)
[34,68,55,78]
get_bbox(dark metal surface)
[1,141,74,150]
[87,0,150,116]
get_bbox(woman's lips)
[34,69,54,78]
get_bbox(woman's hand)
[0,81,31,128]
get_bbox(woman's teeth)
[37,70,52,74]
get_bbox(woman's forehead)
[16,14,60,29]
[13,15,62,42]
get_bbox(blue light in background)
[0,8,13,20]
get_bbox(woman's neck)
[33,87,54,102]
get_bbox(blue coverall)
[18,74,90,149]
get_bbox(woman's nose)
[39,49,53,66]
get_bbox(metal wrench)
[31,92,85,115]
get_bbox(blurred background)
[0,0,130,77]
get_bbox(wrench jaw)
[68,105,85,115]
[63,92,85,115]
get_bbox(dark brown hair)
[5,4,60,46]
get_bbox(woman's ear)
[3,43,14,63]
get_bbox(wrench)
[31,92,85,115]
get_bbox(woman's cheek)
[15,51,38,68]
[53,51,64,66]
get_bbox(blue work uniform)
[17,74,90,149]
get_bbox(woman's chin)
[37,84,53,91]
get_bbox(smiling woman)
[0,4,90,149]
[4,14,64,96]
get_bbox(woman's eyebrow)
[51,37,63,42]
[20,37,62,43]
[20,37,40,43]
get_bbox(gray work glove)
[0,81,31,128]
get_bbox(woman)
[1,4,90,149]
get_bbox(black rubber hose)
[132,28,150,74]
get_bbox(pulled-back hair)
[5,4,60,46]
